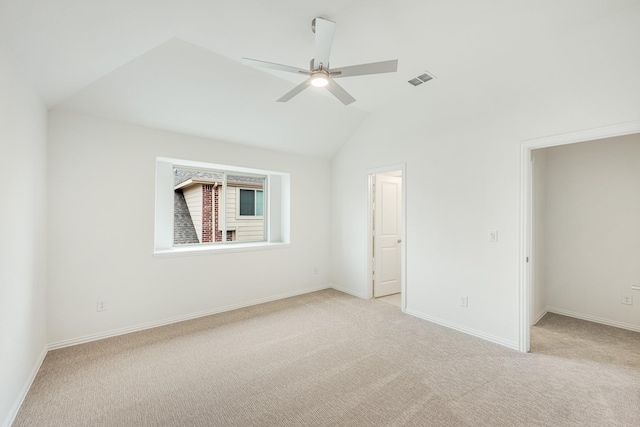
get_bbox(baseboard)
[330,284,367,299]
[546,306,640,333]
[405,308,519,351]
[531,308,548,326]
[2,345,47,427]
[48,284,331,350]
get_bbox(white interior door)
[374,175,402,297]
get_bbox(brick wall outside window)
[202,185,213,243]
[214,186,222,242]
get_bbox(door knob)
[397,239,402,243]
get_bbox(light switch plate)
[488,230,498,242]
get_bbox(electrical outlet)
[622,294,633,306]
[313,268,318,275]
[97,299,107,312]
[488,230,498,242]
[460,296,468,308]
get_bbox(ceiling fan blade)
[326,79,356,105]
[277,79,311,102]
[313,17,336,69]
[242,58,310,75]
[331,59,398,78]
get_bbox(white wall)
[531,149,549,324]
[47,110,331,345]
[0,44,47,426]
[331,5,640,348]
[540,135,640,329]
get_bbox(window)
[154,157,290,256]
[173,169,266,244]
[239,189,263,217]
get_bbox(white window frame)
[154,157,290,257]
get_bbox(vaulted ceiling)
[2,0,639,157]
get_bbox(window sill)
[153,242,290,258]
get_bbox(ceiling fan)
[242,17,398,106]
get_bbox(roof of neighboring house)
[174,177,220,191]
[227,175,264,185]
[174,169,222,186]
[173,190,199,245]
[174,168,264,190]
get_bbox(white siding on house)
[183,185,203,243]
[226,185,264,242]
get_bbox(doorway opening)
[367,165,406,312]
[519,121,640,353]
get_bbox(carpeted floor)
[13,289,640,426]
[376,293,401,307]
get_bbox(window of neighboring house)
[226,174,265,242]
[239,188,264,217]
[154,157,289,256]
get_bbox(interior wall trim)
[3,346,47,427]
[331,284,367,299]
[365,163,408,311]
[405,308,519,351]
[531,309,548,326]
[546,307,640,334]
[48,284,330,351]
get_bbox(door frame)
[518,120,640,353]
[366,163,407,311]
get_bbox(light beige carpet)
[376,293,401,308]
[13,289,640,426]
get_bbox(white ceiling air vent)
[408,72,434,86]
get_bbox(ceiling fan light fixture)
[311,74,329,87]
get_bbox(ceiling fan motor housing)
[310,58,328,71]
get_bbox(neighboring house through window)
[154,157,290,256]
[173,169,266,244]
